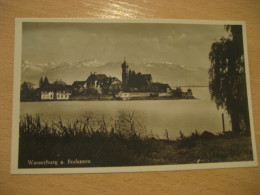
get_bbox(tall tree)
[175,87,182,97]
[209,25,250,134]
[20,82,35,101]
[39,77,43,88]
[43,76,49,87]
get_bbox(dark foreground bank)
[18,114,253,168]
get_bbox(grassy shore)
[19,114,253,168]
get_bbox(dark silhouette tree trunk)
[209,25,250,134]
[230,109,240,133]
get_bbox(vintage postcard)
[11,18,257,174]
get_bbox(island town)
[20,59,194,101]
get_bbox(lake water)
[20,87,231,139]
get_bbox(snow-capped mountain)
[21,59,208,87]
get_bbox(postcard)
[11,18,257,174]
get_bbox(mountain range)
[21,59,209,87]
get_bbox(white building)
[40,84,72,101]
[116,92,130,100]
[116,92,151,100]
[41,91,54,100]
[56,90,71,100]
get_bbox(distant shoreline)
[171,86,208,88]
[21,95,196,102]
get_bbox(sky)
[22,22,228,69]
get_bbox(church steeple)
[121,57,128,68]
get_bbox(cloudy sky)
[22,22,228,68]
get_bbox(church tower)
[121,57,129,87]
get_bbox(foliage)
[86,87,101,96]
[39,77,44,88]
[39,76,49,89]
[20,82,37,101]
[209,25,250,134]
[53,79,67,86]
[187,88,192,95]
[19,114,253,168]
[174,87,183,97]
[19,113,154,167]
[127,71,151,91]
[43,76,49,86]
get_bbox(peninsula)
[20,59,194,101]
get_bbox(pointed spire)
[121,57,128,68]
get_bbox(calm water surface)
[20,87,231,138]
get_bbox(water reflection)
[20,87,231,139]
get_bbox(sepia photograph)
[11,18,257,174]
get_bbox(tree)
[187,88,192,95]
[20,82,35,101]
[39,77,43,88]
[209,25,250,134]
[53,79,66,86]
[174,87,182,97]
[43,76,49,87]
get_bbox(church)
[121,58,153,92]
[70,58,171,96]
[34,59,190,101]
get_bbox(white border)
[11,18,258,174]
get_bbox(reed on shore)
[19,114,253,168]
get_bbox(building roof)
[72,81,86,87]
[152,83,171,91]
[86,73,108,83]
[41,84,72,92]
